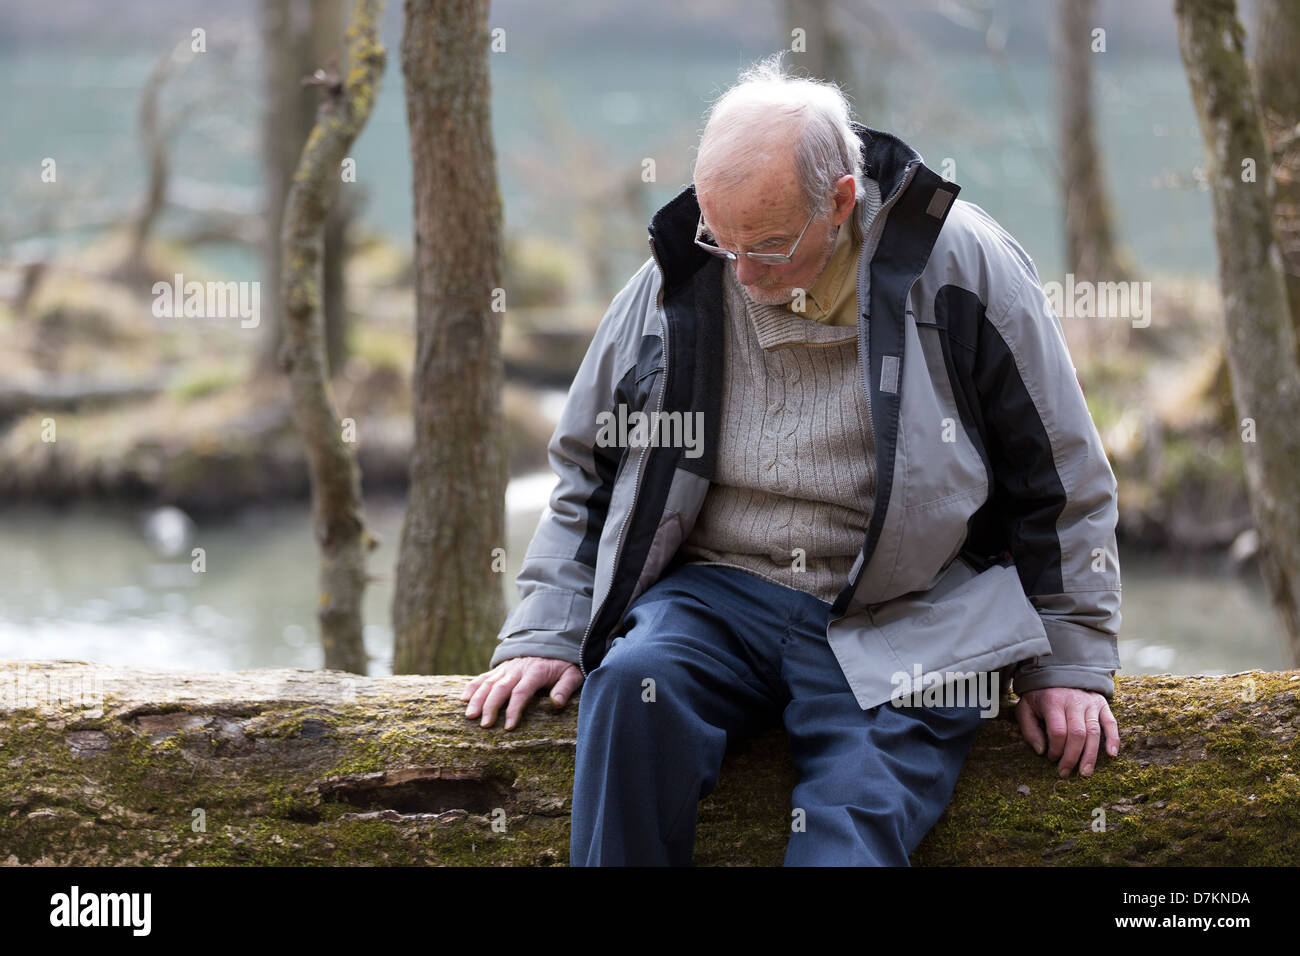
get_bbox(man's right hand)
[461,657,584,731]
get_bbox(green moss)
[3,671,1297,865]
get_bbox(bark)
[258,0,298,375]
[308,0,351,379]
[392,0,507,676]
[279,0,386,674]
[2,660,1297,866]
[257,0,351,380]
[1175,0,1300,668]
[323,185,352,377]
[1054,0,1133,358]
[784,0,853,93]
[1252,0,1300,345]
[119,39,192,280]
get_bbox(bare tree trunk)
[119,40,192,280]
[280,0,386,675]
[1175,0,1300,667]
[258,0,350,380]
[323,186,356,377]
[306,0,351,377]
[393,0,506,675]
[259,0,299,377]
[784,0,853,93]
[1252,0,1300,346]
[1055,0,1132,358]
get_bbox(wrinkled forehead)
[696,164,807,238]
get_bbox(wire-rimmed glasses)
[694,203,821,265]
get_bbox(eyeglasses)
[694,203,821,265]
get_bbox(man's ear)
[832,174,857,224]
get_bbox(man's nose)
[733,255,765,286]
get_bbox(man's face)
[697,165,854,307]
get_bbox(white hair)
[692,52,868,241]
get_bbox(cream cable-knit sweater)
[677,193,882,603]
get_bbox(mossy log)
[1,660,1297,866]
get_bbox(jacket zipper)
[839,160,921,618]
[855,160,920,426]
[576,235,670,676]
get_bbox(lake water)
[0,477,1287,678]
[1,43,1215,287]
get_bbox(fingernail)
[1034,744,1044,755]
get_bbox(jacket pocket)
[827,559,1053,710]
[500,587,578,639]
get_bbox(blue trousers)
[570,563,987,866]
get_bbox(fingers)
[1043,695,1069,763]
[476,668,522,729]
[1056,698,1087,778]
[1015,694,1046,756]
[550,665,584,707]
[502,664,552,731]
[1019,689,1121,776]
[1100,701,1121,757]
[463,659,581,730]
[461,668,495,701]
[1078,701,1104,776]
[464,663,511,724]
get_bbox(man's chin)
[743,284,794,306]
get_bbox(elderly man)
[462,55,1123,866]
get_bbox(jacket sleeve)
[971,251,1122,700]
[489,257,660,669]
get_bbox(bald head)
[694,104,803,203]
[692,53,865,226]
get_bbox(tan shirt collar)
[792,219,861,327]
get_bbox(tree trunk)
[258,0,351,380]
[119,39,192,281]
[2,660,1297,865]
[280,0,386,675]
[783,0,853,93]
[1175,0,1300,668]
[306,0,351,378]
[392,0,507,676]
[323,184,352,377]
[1055,0,1133,358]
[124,48,172,275]
[1252,0,1300,346]
[258,0,299,377]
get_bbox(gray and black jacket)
[490,123,1121,709]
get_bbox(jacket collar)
[647,122,927,300]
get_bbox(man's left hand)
[1013,687,1120,777]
